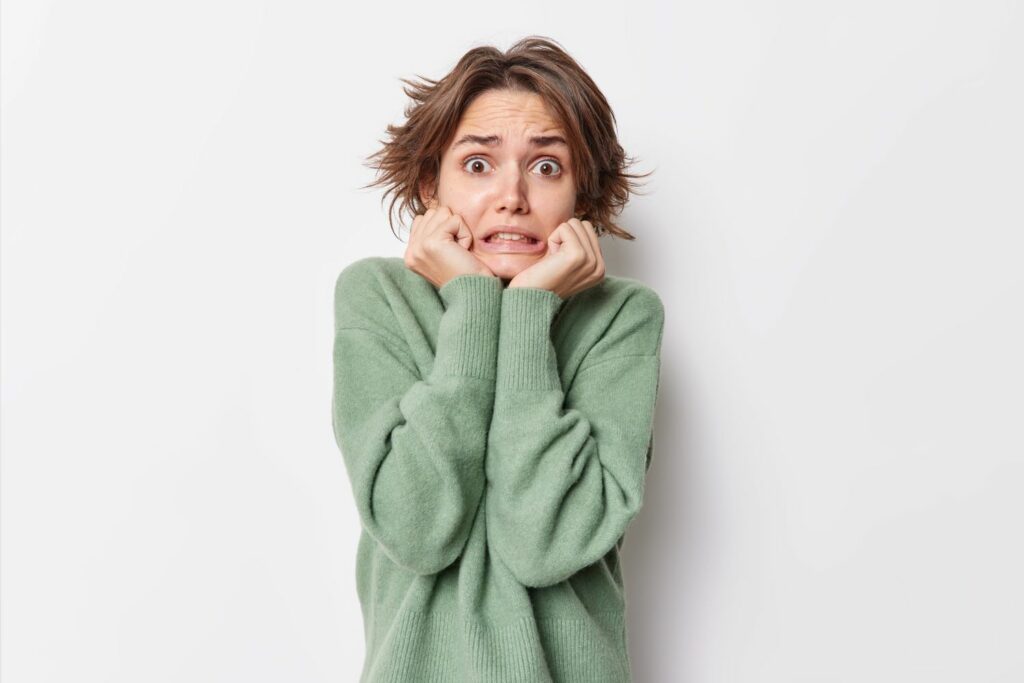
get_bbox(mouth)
[478,226,546,254]
[478,233,546,254]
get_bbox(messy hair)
[360,35,652,241]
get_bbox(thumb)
[547,225,567,254]
[454,215,473,249]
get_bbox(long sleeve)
[332,265,502,576]
[484,284,665,588]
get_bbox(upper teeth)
[492,232,530,241]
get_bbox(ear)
[574,196,587,219]
[419,180,437,210]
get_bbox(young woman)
[332,36,665,682]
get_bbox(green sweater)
[331,256,665,682]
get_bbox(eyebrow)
[450,134,569,150]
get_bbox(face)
[420,89,578,282]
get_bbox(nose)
[496,167,529,215]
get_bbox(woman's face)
[421,88,578,283]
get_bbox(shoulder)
[567,274,664,331]
[604,275,664,322]
[334,256,409,297]
[564,275,665,362]
[333,256,424,332]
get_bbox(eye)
[462,157,493,174]
[532,158,562,177]
[462,156,564,177]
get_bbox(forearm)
[333,273,502,575]
[484,286,664,587]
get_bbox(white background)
[3,1,1022,681]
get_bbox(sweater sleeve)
[332,265,502,576]
[484,284,665,588]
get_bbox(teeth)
[490,232,534,242]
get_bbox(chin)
[478,253,537,281]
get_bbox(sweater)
[331,256,665,682]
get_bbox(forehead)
[451,90,565,141]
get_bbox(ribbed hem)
[496,286,565,391]
[362,608,630,682]
[432,274,502,380]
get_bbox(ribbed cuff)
[432,274,502,380]
[496,286,565,391]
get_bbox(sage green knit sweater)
[331,256,665,682]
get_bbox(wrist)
[507,279,562,299]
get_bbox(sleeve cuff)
[496,286,565,391]
[431,274,503,380]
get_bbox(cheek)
[543,190,577,222]
[440,185,488,224]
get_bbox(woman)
[332,36,665,682]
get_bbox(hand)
[507,218,605,299]
[404,204,496,289]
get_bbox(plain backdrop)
[3,1,1022,681]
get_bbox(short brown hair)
[360,35,652,241]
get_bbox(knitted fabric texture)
[331,256,665,682]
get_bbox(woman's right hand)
[404,205,495,289]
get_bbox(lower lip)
[478,237,546,254]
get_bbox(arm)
[331,263,502,576]
[484,285,665,587]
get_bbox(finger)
[580,220,604,274]
[425,205,453,239]
[417,207,437,236]
[408,214,424,246]
[546,220,570,252]
[578,218,599,252]
[454,214,473,248]
[437,210,466,241]
[566,218,595,266]
[559,221,589,270]
[576,218,598,264]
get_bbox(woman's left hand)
[507,218,605,299]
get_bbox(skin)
[408,88,605,300]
